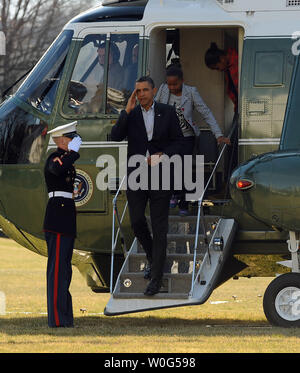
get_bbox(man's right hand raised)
[125,89,137,114]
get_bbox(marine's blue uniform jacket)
[43,148,80,237]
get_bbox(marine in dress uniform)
[43,121,81,328]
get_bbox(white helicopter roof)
[67,0,300,38]
[216,0,300,12]
[142,0,300,37]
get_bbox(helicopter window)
[0,100,48,164]
[254,51,284,86]
[64,33,139,116]
[16,30,73,115]
[66,34,107,114]
[106,34,139,114]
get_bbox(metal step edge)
[167,233,203,239]
[201,199,231,206]
[129,253,203,259]
[135,234,206,242]
[104,296,197,315]
[112,292,190,300]
[120,272,192,279]
[167,215,221,221]
[146,215,221,221]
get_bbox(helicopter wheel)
[263,273,300,327]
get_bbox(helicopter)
[1,0,300,327]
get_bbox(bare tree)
[0,0,96,93]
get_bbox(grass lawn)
[1,237,300,353]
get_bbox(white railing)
[110,175,128,294]
[189,115,238,296]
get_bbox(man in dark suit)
[111,76,183,296]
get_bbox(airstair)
[104,118,239,316]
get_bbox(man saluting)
[43,121,81,328]
[111,76,183,296]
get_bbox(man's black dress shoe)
[144,279,161,296]
[144,262,152,280]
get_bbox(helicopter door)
[239,37,295,163]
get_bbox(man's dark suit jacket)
[111,102,183,180]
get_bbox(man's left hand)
[147,152,163,166]
[217,136,231,145]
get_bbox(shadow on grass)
[1,315,300,337]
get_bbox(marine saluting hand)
[68,135,82,153]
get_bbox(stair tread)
[130,253,203,258]
[166,234,207,243]
[120,272,192,278]
[167,214,220,220]
[113,292,190,299]
[167,233,201,238]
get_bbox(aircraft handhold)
[123,279,132,288]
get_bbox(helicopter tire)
[263,273,300,327]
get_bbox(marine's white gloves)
[68,136,82,153]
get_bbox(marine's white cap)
[47,121,78,138]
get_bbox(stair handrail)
[110,174,128,294]
[189,114,239,296]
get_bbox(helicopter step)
[155,214,221,235]
[137,235,207,255]
[104,216,237,316]
[119,272,192,295]
[128,253,203,274]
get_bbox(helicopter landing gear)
[263,231,300,327]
